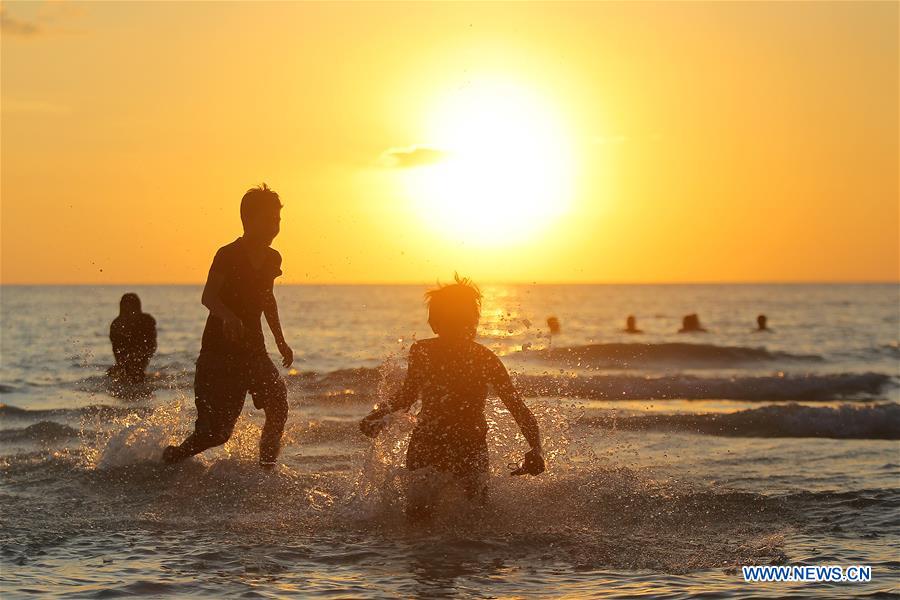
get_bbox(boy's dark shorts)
[192,351,287,441]
[406,427,489,477]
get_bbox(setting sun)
[403,79,576,246]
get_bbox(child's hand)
[359,413,386,438]
[510,448,545,476]
[277,341,293,368]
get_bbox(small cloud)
[1,98,71,115]
[381,146,447,168]
[1,7,41,36]
[1,3,86,38]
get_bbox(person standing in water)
[546,316,561,335]
[359,274,544,521]
[755,314,771,332]
[679,313,707,333]
[624,315,642,334]
[163,184,293,469]
[108,293,157,384]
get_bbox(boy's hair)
[425,273,482,339]
[240,183,282,227]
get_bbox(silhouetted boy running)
[360,275,544,520]
[164,184,293,468]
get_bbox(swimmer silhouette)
[360,275,544,521]
[108,293,157,384]
[547,316,561,335]
[624,315,642,334]
[163,184,293,469]
[755,314,771,332]
[678,313,707,333]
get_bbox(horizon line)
[1,280,898,287]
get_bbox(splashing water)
[39,353,796,578]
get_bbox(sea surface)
[1,283,898,598]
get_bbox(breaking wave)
[285,368,895,403]
[514,371,894,402]
[523,342,824,369]
[586,403,900,440]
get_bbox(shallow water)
[1,284,898,597]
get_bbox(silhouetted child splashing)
[163,184,293,469]
[360,274,545,522]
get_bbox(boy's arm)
[359,343,423,436]
[201,258,243,341]
[490,354,542,453]
[263,285,292,367]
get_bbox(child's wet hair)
[240,183,282,227]
[425,273,482,339]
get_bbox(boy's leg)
[247,355,288,465]
[163,353,248,463]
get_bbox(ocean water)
[0,283,898,598]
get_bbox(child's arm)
[360,343,424,437]
[263,286,292,367]
[491,359,541,451]
[201,259,243,342]
[488,353,544,475]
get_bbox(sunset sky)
[2,1,897,284]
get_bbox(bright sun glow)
[405,80,576,245]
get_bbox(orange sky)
[2,1,897,284]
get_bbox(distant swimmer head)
[679,313,705,333]
[425,273,482,340]
[546,316,561,335]
[625,315,642,333]
[757,314,768,330]
[119,293,141,316]
[240,183,282,244]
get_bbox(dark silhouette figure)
[679,313,707,333]
[756,314,770,332]
[546,316,561,335]
[163,184,293,469]
[108,293,157,384]
[360,275,543,521]
[624,315,642,334]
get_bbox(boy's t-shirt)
[200,238,282,357]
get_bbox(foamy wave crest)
[586,403,900,439]
[516,372,894,401]
[524,342,823,369]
